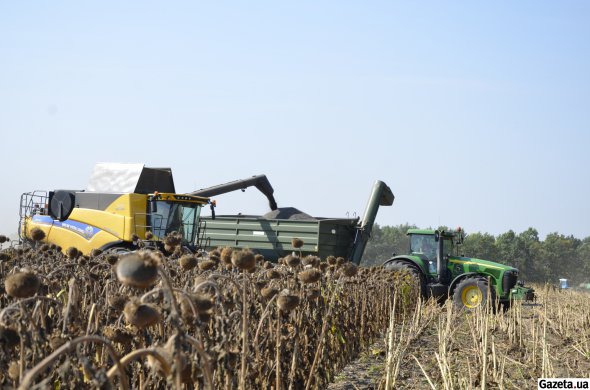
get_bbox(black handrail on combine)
[18,191,50,243]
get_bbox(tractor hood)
[450,256,517,273]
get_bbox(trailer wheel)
[384,260,426,299]
[452,277,495,310]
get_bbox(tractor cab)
[407,228,464,280]
[410,233,437,262]
[408,229,460,275]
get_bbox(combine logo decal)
[32,215,100,240]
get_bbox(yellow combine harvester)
[19,163,210,255]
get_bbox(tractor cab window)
[410,234,437,261]
[148,201,202,243]
[442,237,454,257]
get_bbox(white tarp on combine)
[86,162,145,193]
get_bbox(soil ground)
[327,289,590,390]
[327,338,387,390]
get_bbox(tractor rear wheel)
[383,260,426,299]
[452,277,495,310]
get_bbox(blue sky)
[1,1,589,240]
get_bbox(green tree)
[460,232,498,261]
[576,237,590,285]
[495,229,519,266]
[540,233,581,283]
[494,228,540,281]
[516,228,542,281]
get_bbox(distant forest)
[363,224,590,285]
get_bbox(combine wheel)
[105,246,133,255]
[383,260,426,298]
[453,277,495,310]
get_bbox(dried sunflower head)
[5,271,40,298]
[179,255,198,271]
[299,268,322,284]
[30,227,46,241]
[231,249,256,271]
[277,289,300,312]
[123,298,161,328]
[116,251,160,289]
[291,237,304,249]
[285,255,301,267]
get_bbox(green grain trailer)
[192,177,394,264]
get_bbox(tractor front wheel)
[453,277,495,310]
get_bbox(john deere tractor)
[384,228,534,309]
[19,163,211,255]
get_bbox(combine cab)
[384,228,535,309]
[19,163,210,255]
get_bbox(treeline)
[363,224,590,285]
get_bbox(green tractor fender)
[448,272,498,296]
[383,256,429,276]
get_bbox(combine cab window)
[181,206,200,243]
[148,201,201,243]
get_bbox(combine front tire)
[453,277,495,309]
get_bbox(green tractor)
[384,228,535,309]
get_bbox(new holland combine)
[19,163,210,254]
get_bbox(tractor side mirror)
[150,201,158,213]
[434,230,440,242]
[210,199,217,220]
